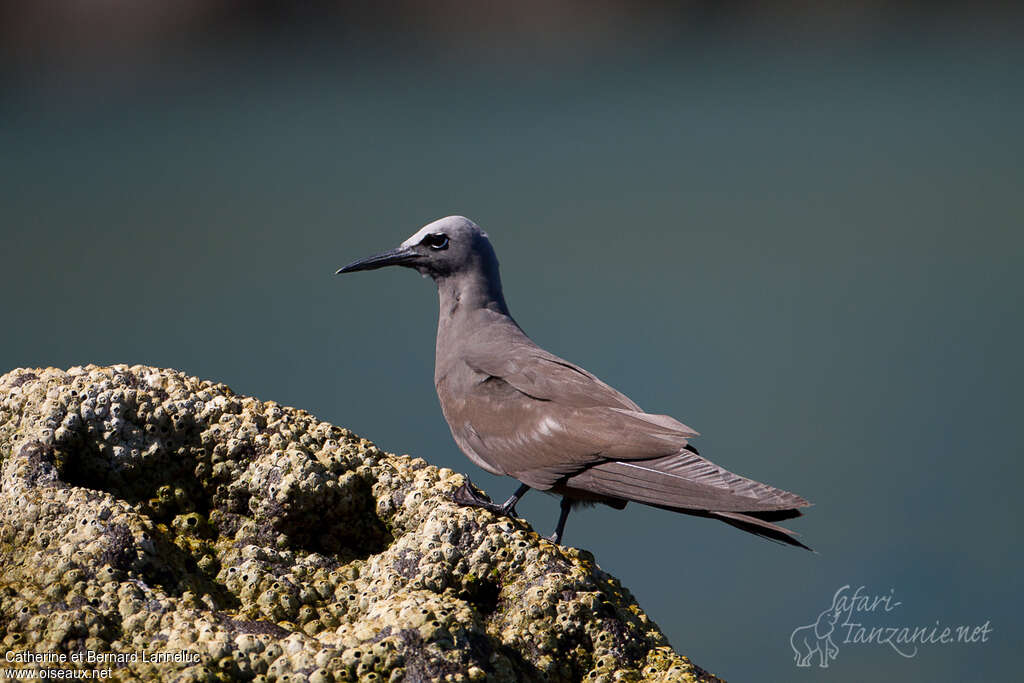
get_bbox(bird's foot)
[451,481,519,519]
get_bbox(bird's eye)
[421,233,449,250]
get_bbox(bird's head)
[336,216,498,282]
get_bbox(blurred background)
[2,2,1021,680]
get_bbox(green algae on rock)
[0,365,721,682]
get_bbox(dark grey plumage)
[337,216,811,548]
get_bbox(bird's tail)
[706,510,811,551]
[642,503,811,550]
[567,447,813,550]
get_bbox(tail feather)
[564,448,812,549]
[708,510,812,551]
[568,452,811,513]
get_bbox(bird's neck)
[435,270,510,322]
[434,270,512,374]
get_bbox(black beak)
[335,246,420,274]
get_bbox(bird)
[336,216,811,548]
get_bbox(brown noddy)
[337,216,812,548]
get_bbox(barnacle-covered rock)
[0,365,720,682]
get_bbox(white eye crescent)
[421,233,449,250]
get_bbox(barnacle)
[0,365,718,682]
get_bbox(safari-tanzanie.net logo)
[789,584,992,668]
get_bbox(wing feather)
[567,452,810,512]
[444,374,699,488]
[462,329,643,411]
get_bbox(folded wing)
[451,322,811,546]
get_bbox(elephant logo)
[790,598,842,668]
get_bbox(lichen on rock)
[0,365,721,682]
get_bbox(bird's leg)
[451,479,530,519]
[498,483,530,517]
[548,497,573,544]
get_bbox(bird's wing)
[442,370,699,489]
[453,318,808,516]
[447,324,699,487]
[449,351,810,523]
[462,326,695,426]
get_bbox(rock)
[0,365,721,682]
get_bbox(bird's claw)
[451,481,487,507]
[451,481,519,519]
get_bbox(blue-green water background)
[2,13,1022,681]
